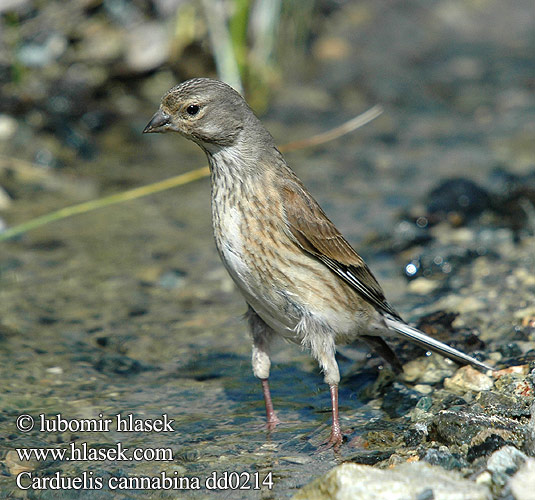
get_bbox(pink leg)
[325,384,343,449]
[261,378,281,430]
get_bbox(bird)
[143,78,492,449]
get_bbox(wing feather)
[281,181,401,319]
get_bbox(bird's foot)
[253,412,282,431]
[266,412,281,431]
[318,428,345,453]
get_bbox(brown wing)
[281,180,401,319]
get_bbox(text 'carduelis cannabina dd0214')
[144,78,492,450]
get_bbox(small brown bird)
[144,78,492,449]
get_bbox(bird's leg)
[327,383,343,449]
[261,378,280,429]
[247,306,280,429]
[314,338,344,450]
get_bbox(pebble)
[407,277,440,294]
[0,114,18,140]
[280,455,312,465]
[45,366,63,375]
[486,445,527,486]
[5,450,36,475]
[422,447,465,470]
[509,458,535,500]
[403,357,456,384]
[0,186,12,210]
[125,22,169,72]
[292,462,491,500]
[158,269,187,289]
[0,0,31,13]
[444,366,494,394]
[413,384,433,395]
[17,33,68,68]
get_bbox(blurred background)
[1,0,535,498]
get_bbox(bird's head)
[143,78,252,150]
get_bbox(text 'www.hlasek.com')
[13,413,274,491]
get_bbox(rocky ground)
[1,0,534,499]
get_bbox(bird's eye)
[186,104,200,116]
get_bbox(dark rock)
[404,427,427,447]
[94,353,152,375]
[27,238,65,251]
[416,396,433,412]
[363,430,403,448]
[429,407,524,447]
[426,178,492,225]
[496,342,523,358]
[476,391,533,418]
[416,311,486,352]
[347,449,394,465]
[356,367,396,401]
[127,306,148,317]
[422,447,466,470]
[0,257,23,274]
[467,433,511,462]
[95,336,108,347]
[494,186,535,236]
[482,168,535,236]
[381,382,421,418]
[416,489,435,500]
[38,315,58,325]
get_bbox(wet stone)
[443,366,494,394]
[404,427,427,447]
[496,342,523,358]
[415,396,433,412]
[429,407,523,447]
[381,382,421,418]
[422,447,466,470]
[493,371,535,401]
[467,433,513,463]
[414,244,491,280]
[363,430,403,449]
[94,353,154,375]
[486,445,527,487]
[415,311,487,354]
[426,178,492,224]
[158,268,187,289]
[402,356,456,385]
[292,462,491,500]
[476,391,533,419]
[509,458,535,500]
[347,449,394,466]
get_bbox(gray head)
[143,78,273,153]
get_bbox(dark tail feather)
[361,335,403,373]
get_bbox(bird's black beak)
[143,109,171,133]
